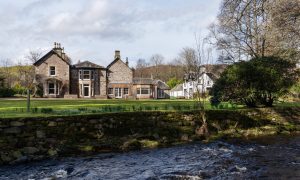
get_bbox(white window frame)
[83,70,90,80]
[140,88,150,95]
[48,82,55,95]
[49,66,56,76]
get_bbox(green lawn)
[0,98,298,118]
[0,99,241,118]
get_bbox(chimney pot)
[114,50,121,59]
[125,57,129,66]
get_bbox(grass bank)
[0,99,243,118]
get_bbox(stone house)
[33,43,71,98]
[34,43,170,99]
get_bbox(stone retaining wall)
[0,108,299,165]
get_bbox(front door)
[115,88,122,98]
[84,84,90,97]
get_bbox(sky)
[0,0,222,67]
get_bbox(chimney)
[125,57,129,66]
[61,47,65,59]
[54,42,63,56]
[114,50,121,59]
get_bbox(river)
[0,135,299,180]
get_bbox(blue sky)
[0,0,221,66]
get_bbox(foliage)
[167,78,183,89]
[13,83,27,95]
[0,88,15,97]
[211,56,299,107]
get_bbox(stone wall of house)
[108,60,133,84]
[99,69,107,97]
[35,53,70,97]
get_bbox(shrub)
[40,108,53,114]
[0,88,15,97]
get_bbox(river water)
[0,135,299,180]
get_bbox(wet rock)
[48,149,58,156]
[181,134,189,141]
[0,153,12,163]
[12,151,22,159]
[121,139,142,151]
[23,147,39,154]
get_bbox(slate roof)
[153,79,170,90]
[171,84,183,92]
[133,78,170,90]
[74,60,105,69]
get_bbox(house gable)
[107,58,133,84]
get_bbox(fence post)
[27,89,30,112]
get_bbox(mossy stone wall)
[0,107,299,165]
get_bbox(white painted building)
[170,84,184,98]
[183,72,215,99]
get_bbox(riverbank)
[0,107,299,165]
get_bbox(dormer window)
[50,66,56,76]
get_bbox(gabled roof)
[133,78,170,89]
[107,57,131,70]
[153,79,170,90]
[33,49,71,66]
[171,84,183,92]
[74,60,105,69]
[205,72,217,81]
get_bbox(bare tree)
[135,58,149,77]
[178,47,200,74]
[25,49,43,64]
[149,54,164,67]
[193,34,213,138]
[149,54,164,78]
[210,0,300,62]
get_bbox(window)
[49,66,55,76]
[79,70,82,80]
[83,70,90,79]
[108,88,113,95]
[141,88,150,94]
[158,89,164,98]
[124,88,129,95]
[207,81,210,85]
[137,88,141,94]
[49,83,55,94]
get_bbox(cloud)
[0,0,222,65]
